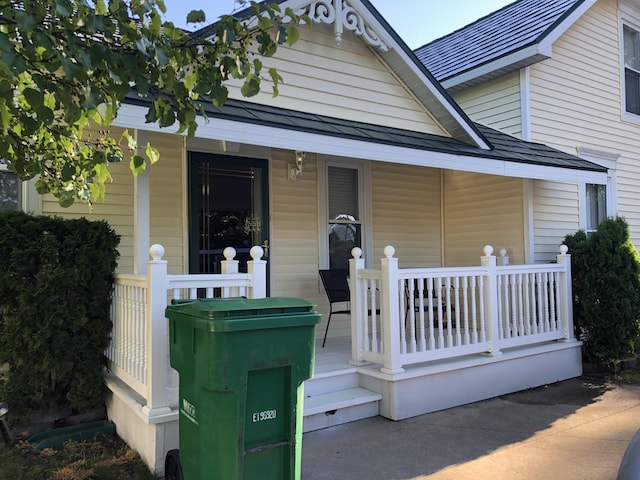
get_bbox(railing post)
[247,246,266,299]
[349,248,367,366]
[497,248,509,266]
[142,244,172,418]
[221,247,239,298]
[380,246,404,374]
[556,245,574,342]
[481,245,503,357]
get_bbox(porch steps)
[302,366,381,433]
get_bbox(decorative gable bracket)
[296,0,390,51]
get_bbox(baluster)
[444,277,453,347]
[436,278,445,348]
[452,277,461,346]
[417,277,427,352]
[549,272,558,331]
[523,274,531,335]
[470,276,478,344]
[462,276,470,345]
[404,278,414,353]
[478,275,486,343]
[427,277,436,350]
[529,272,538,334]
[543,272,551,332]
[496,274,504,339]
[516,273,525,337]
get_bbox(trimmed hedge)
[0,211,120,420]
[564,217,640,366]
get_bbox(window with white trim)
[0,159,20,211]
[585,183,607,234]
[624,24,640,115]
[327,165,362,270]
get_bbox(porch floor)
[313,336,352,376]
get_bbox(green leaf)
[241,75,260,97]
[186,9,205,24]
[130,155,146,174]
[145,144,160,164]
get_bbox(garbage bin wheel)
[165,449,183,480]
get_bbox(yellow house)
[0,0,611,475]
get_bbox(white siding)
[532,180,580,263]
[529,0,640,245]
[443,171,525,266]
[452,72,523,137]
[226,22,447,135]
[371,162,442,268]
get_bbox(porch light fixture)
[288,151,306,181]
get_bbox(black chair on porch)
[318,269,351,348]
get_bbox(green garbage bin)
[164,297,321,480]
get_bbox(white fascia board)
[113,103,606,184]
[442,44,551,90]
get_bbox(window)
[327,166,362,270]
[624,25,640,115]
[586,183,607,234]
[0,159,20,211]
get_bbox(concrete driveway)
[301,376,640,480]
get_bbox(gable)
[225,22,449,136]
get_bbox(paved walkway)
[301,377,640,480]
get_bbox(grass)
[0,433,156,480]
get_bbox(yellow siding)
[452,72,523,137]
[41,126,135,272]
[226,22,446,135]
[443,171,525,266]
[371,163,442,268]
[532,180,579,263]
[529,0,640,245]
[149,132,185,274]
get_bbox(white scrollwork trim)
[299,0,390,51]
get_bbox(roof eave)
[441,44,552,92]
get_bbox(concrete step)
[303,387,381,433]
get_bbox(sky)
[161,0,514,48]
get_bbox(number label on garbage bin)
[252,409,277,423]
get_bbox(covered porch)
[104,242,581,474]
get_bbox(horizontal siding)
[226,22,446,135]
[149,132,185,274]
[528,0,640,246]
[452,72,523,138]
[41,126,135,273]
[532,181,579,263]
[371,162,442,268]
[444,172,524,266]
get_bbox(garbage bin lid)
[165,297,321,331]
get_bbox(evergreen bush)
[564,217,640,366]
[0,210,120,420]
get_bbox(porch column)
[556,245,574,342]
[481,245,503,357]
[133,129,150,275]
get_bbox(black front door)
[188,153,269,281]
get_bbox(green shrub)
[0,210,120,420]
[564,217,640,365]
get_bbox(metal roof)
[414,0,585,85]
[124,93,605,173]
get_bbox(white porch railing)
[106,244,266,418]
[349,245,574,374]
